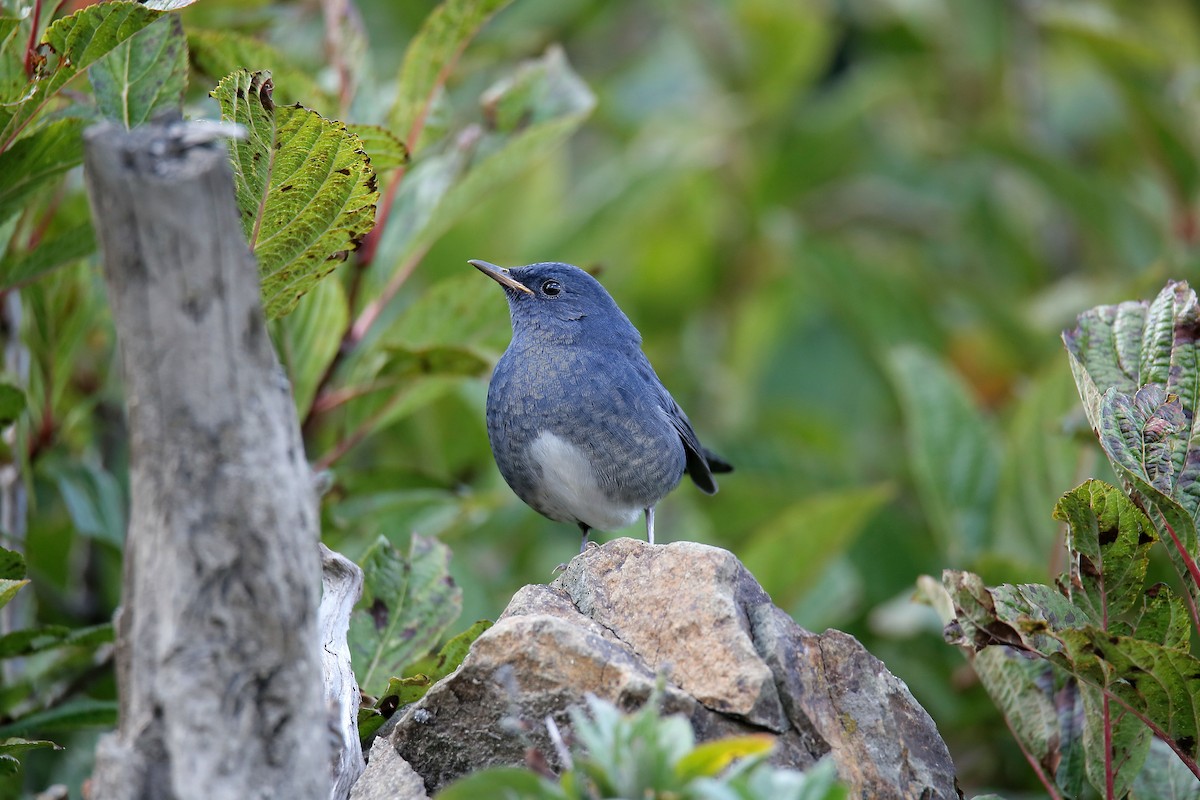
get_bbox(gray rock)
[357,538,960,799]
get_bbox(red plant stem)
[23,0,42,77]
[348,243,428,344]
[1001,711,1064,800]
[1159,514,1200,632]
[1103,694,1115,800]
[312,392,402,472]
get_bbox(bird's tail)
[702,447,733,474]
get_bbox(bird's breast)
[524,430,642,530]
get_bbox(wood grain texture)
[84,121,328,800]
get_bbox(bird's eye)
[541,280,562,296]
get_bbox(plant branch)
[1001,709,1064,800]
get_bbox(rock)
[357,538,960,799]
[350,739,428,800]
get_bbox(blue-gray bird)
[471,259,732,552]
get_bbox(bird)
[471,259,732,552]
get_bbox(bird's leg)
[578,522,591,553]
[644,506,655,545]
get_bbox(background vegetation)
[4,0,1200,797]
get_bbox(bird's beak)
[469,259,534,294]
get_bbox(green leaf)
[434,766,557,800]
[0,698,118,737]
[1052,480,1157,628]
[277,275,349,419]
[187,29,326,109]
[0,383,23,425]
[379,619,492,706]
[212,69,378,319]
[44,458,126,547]
[399,46,595,264]
[1063,281,1200,613]
[347,124,409,171]
[0,221,95,289]
[90,13,187,129]
[356,707,386,742]
[348,534,462,697]
[0,118,83,227]
[0,547,23,581]
[387,0,513,149]
[944,570,1197,776]
[0,621,114,659]
[741,485,892,609]
[0,737,62,775]
[1,2,160,147]
[1131,738,1200,800]
[674,734,776,781]
[0,18,24,105]
[0,626,71,659]
[887,345,1001,561]
[0,579,27,611]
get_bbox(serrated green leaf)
[0,221,94,289]
[0,579,27,611]
[0,383,23,426]
[944,570,1196,777]
[0,698,118,737]
[348,534,462,697]
[0,118,83,227]
[1,2,160,148]
[212,69,378,318]
[347,124,408,171]
[140,0,201,9]
[1052,480,1156,626]
[187,29,326,109]
[383,619,492,707]
[90,13,186,129]
[1063,283,1200,584]
[388,0,513,149]
[888,345,1000,561]
[0,547,23,581]
[1079,680,1151,799]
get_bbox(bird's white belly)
[526,431,641,530]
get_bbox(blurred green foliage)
[4,0,1200,796]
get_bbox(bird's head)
[470,260,641,347]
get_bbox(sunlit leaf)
[347,124,409,171]
[674,734,775,781]
[212,69,378,318]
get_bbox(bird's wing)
[661,395,721,495]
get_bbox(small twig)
[545,715,572,772]
[1001,709,1063,800]
[312,391,404,472]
